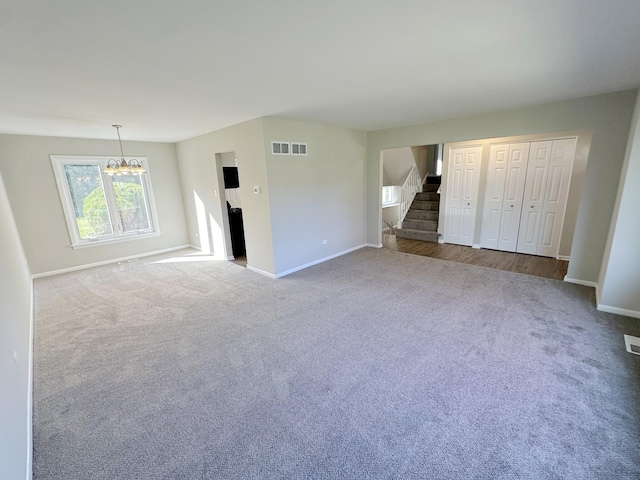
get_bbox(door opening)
[216,152,246,267]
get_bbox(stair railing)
[382,219,396,238]
[398,165,422,228]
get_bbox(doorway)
[215,152,246,267]
[380,143,441,241]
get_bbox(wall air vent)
[272,141,290,155]
[624,335,640,355]
[291,142,308,156]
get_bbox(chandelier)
[103,125,146,176]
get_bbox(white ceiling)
[1,0,639,143]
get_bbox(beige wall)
[367,90,638,284]
[599,92,640,316]
[0,171,32,480]
[440,130,591,257]
[262,117,367,276]
[382,147,416,185]
[411,145,433,179]
[176,118,275,274]
[0,134,188,275]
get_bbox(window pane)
[64,164,113,239]
[112,175,151,232]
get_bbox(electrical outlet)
[322,240,328,245]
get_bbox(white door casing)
[445,146,483,246]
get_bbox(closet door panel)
[497,143,530,252]
[460,207,474,242]
[517,141,552,254]
[499,209,518,249]
[538,211,557,249]
[447,206,461,238]
[536,138,576,257]
[445,146,482,246]
[480,144,509,249]
[445,152,463,241]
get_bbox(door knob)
[530,205,534,208]
[467,202,470,205]
[510,205,514,208]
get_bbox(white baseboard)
[366,243,383,248]
[583,278,640,319]
[556,255,570,261]
[597,304,640,319]
[274,244,369,279]
[472,244,481,249]
[564,277,604,308]
[26,279,34,480]
[566,276,640,319]
[246,265,276,279]
[32,245,193,278]
[438,238,445,244]
[563,277,598,289]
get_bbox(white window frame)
[271,141,290,155]
[291,142,308,156]
[51,155,160,249]
[382,186,400,207]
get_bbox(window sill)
[382,203,400,208]
[71,231,161,249]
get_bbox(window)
[382,186,399,206]
[51,156,159,248]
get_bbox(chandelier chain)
[113,124,125,160]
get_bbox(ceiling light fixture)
[103,125,146,176]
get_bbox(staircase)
[396,176,441,243]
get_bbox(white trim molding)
[26,279,34,480]
[556,255,571,261]
[246,265,276,279]
[564,277,605,309]
[247,244,370,280]
[563,277,598,289]
[274,244,368,278]
[597,304,640,320]
[32,245,192,278]
[365,243,383,248]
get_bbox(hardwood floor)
[383,235,568,280]
[231,256,247,268]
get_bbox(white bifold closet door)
[444,145,483,246]
[517,138,576,256]
[480,143,530,251]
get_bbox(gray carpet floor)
[33,247,640,479]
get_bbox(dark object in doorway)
[228,207,246,257]
[223,167,240,188]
